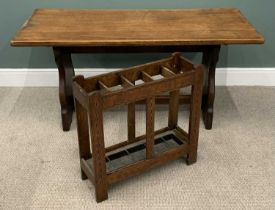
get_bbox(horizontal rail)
[80,158,95,185]
[73,54,195,93]
[59,45,208,54]
[135,95,191,104]
[84,56,176,90]
[174,126,189,142]
[107,143,189,185]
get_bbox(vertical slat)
[120,75,136,142]
[128,103,136,141]
[75,99,92,180]
[168,90,180,129]
[146,97,155,159]
[88,92,108,202]
[187,65,204,165]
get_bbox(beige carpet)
[0,87,274,210]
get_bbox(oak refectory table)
[11,8,264,131]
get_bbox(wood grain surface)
[11,8,264,46]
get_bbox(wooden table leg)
[201,45,221,130]
[53,47,75,131]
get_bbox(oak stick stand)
[73,53,204,202]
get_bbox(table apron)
[57,45,220,54]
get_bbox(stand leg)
[53,47,75,131]
[201,45,221,130]
[89,93,108,202]
[187,65,204,165]
[75,97,92,180]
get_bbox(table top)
[11,8,264,47]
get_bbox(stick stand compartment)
[73,53,204,202]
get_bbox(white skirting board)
[0,68,274,87]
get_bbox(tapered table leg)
[201,45,221,130]
[53,47,75,131]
